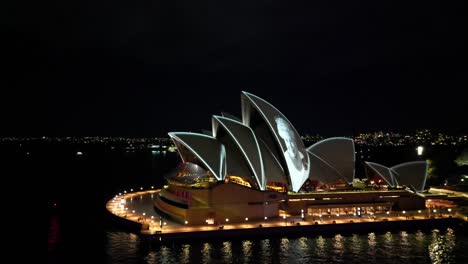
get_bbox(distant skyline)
[3,129,467,144]
[6,1,467,137]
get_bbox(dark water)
[103,229,467,264]
[12,142,462,263]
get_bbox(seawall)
[145,218,462,242]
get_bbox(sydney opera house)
[154,92,428,225]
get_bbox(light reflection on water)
[104,228,465,264]
[429,228,456,264]
[332,234,344,262]
[350,234,364,262]
[286,236,311,263]
[202,243,212,264]
[381,231,393,258]
[368,232,377,248]
[260,239,271,263]
[180,244,190,264]
[242,240,252,260]
[366,232,377,262]
[221,241,232,263]
[279,238,289,263]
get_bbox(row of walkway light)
[118,186,156,195]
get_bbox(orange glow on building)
[225,176,252,188]
[266,182,287,193]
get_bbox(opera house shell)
[167,92,357,193]
[365,161,428,192]
[154,92,428,224]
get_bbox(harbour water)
[104,228,466,264]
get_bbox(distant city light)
[417,146,424,156]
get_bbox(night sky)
[6,1,467,137]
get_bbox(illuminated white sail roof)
[212,116,265,190]
[168,132,226,181]
[306,137,355,184]
[258,139,287,184]
[241,91,310,192]
[364,161,428,192]
[365,161,396,187]
[392,161,428,192]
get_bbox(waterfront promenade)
[106,189,462,239]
